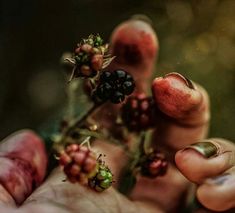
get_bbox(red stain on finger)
[109,19,159,92]
[0,130,47,204]
[152,73,202,120]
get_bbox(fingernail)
[164,72,195,89]
[131,14,153,26]
[205,173,230,185]
[184,141,219,158]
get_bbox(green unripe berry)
[88,164,113,192]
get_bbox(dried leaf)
[102,56,116,69]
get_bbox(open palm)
[0,18,234,213]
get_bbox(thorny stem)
[139,132,147,157]
[117,132,147,195]
[66,80,80,120]
[67,104,100,135]
[76,128,131,155]
[130,132,146,170]
[55,103,103,150]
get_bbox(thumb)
[151,72,210,151]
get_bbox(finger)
[197,171,235,211]
[152,72,210,151]
[93,17,158,137]
[109,16,158,92]
[0,185,15,207]
[175,138,235,184]
[22,168,163,213]
[0,130,47,205]
[130,163,192,212]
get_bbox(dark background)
[0,0,235,141]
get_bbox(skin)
[0,18,234,212]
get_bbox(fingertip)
[175,142,232,184]
[152,72,203,120]
[0,130,48,184]
[109,18,158,87]
[110,18,158,64]
[196,175,235,211]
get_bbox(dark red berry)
[80,44,93,53]
[91,54,103,71]
[140,150,168,178]
[121,93,155,131]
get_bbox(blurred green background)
[0,0,234,141]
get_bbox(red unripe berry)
[91,54,103,71]
[80,65,93,77]
[66,144,79,153]
[81,44,92,53]
[59,152,72,166]
[74,47,81,54]
[59,144,97,184]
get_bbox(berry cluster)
[140,150,168,178]
[59,144,97,184]
[55,32,169,194]
[73,34,108,78]
[121,93,156,131]
[88,163,113,192]
[94,70,135,104]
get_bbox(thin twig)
[58,103,102,146]
[68,66,76,83]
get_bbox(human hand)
[0,18,234,213]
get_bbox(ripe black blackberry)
[121,93,156,132]
[93,70,135,104]
[140,150,168,178]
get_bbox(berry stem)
[55,103,103,151]
[65,103,101,135]
[66,80,80,120]
[76,128,131,154]
[139,132,147,157]
[118,133,147,195]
